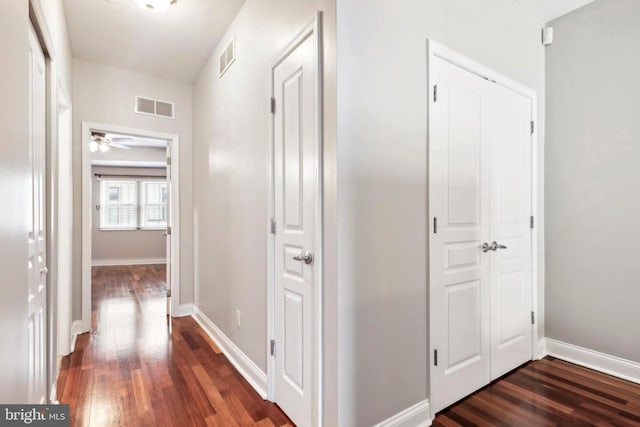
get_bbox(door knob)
[40,267,48,276]
[482,242,507,253]
[293,251,314,265]
[482,242,497,253]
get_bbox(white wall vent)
[135,96,175,119]
[219,36,236,78]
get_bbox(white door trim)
[55,77,72,357]
[266,12,324,427]
[81,122,181,333]
[426,39,541,416]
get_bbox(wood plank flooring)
[433,357,640,426]
[57,265,640,426]
[57,265,292,427]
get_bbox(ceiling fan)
[90,132,133,153]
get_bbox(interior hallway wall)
[336,0,545,424]
[545,0,640,362]
[191,0,337,422]
[72,59,194,319]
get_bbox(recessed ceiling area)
[63,0,245,83]
[513,0,597,23]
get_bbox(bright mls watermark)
[0,405,69,426]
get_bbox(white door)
[429,55,533,413]
[165,143,172,315]
[429,56,492,413]
[489,83,532,379]
[28,23,48,404]
[272,31,318,427]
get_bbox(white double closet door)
[429,55,533,414]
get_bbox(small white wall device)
[542,27,554,46]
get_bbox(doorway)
[80,123,181,333]
[427,40,539,415]
[267,13,323,427]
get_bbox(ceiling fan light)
[133,0,175,13]
[99,143,110,153]
[90,141,99,153]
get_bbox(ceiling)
[513,0,596,23]
[63,0,245,83]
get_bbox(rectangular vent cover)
[135,96,175,119]
[219,36,236,78]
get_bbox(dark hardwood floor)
[57,265,292,427]
[57,265,640,426]
[432,357,640,426]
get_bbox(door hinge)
[531,311,535,325]
[270,339,276,356]
[434,349,438,366]
[166,157,172,166]
[270,97,276,114]
[166,226,172,236]
[530,121,535,135]
[530,216,535,229]
[167,288,172,298]
[433,217,438,234]
[433,85,438,102]
[270,218,276,234]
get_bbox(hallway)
[57,265,292,426]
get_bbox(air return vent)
[135,96,175,119]
[219,36,236,78]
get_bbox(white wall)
[546,0,640,362]
[92,166,167,264]
[0,0,73,403]
[336,0,545,424]
[72,59,193,319]
[191,0,337,422]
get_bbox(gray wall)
[546,0,640,362]
[72,59,194,319]
[92,167,166,263]
[191,0,337,423]
[336,0,545,424]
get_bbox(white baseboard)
[174,303,194,318]
[91,258,166,267]
[192,306,268,399]
[537,338,547,359]
[70,320,88,353]
[373,400,432,427]
[544,338,640,385]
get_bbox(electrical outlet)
[235,309,242,328]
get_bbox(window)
[141,181,168,228]
[99,179,168,230]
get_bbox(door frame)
[29,0,58,403]
[426,39,541,416]
[266,12,324,426]
[80,122,181,332]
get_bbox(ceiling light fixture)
[133,0,177,13]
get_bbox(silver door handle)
[482,242,507,253]
[482,242,497,252]
[293,251,314,265]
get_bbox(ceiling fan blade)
[109,142,132,150]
